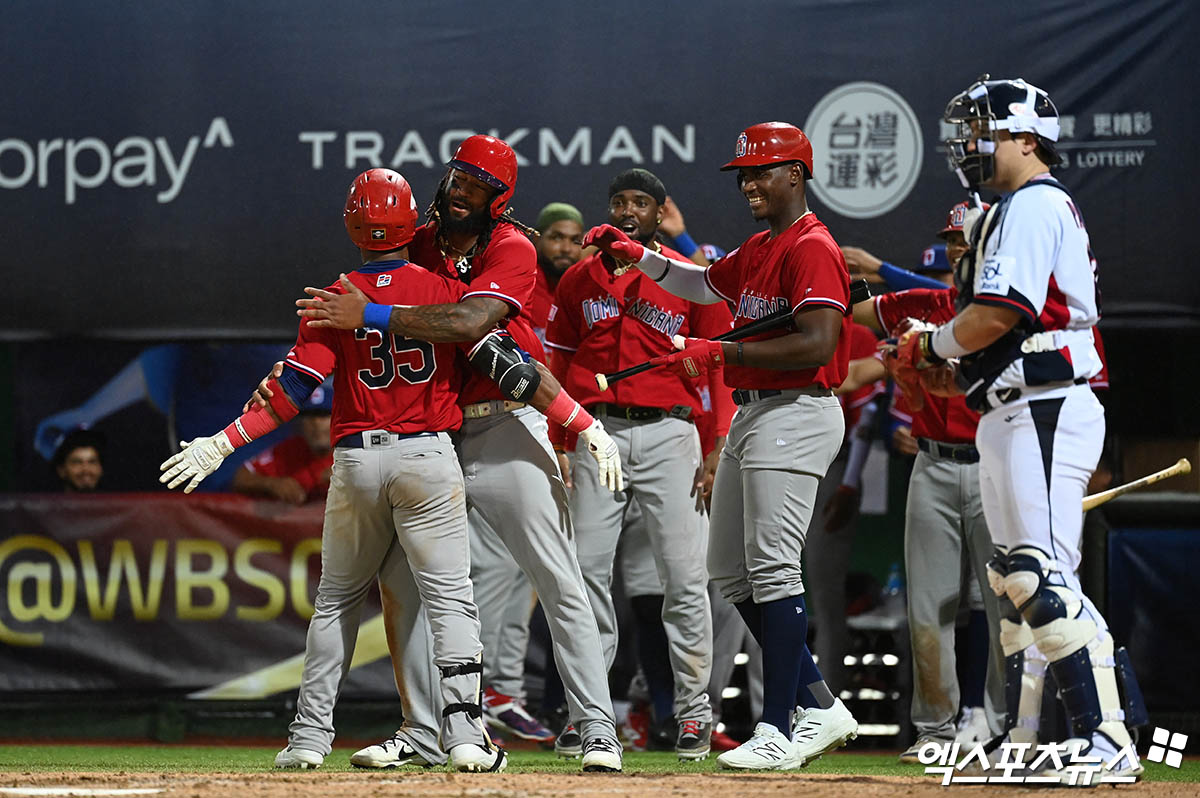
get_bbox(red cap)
[448,135,518,218]
[721,122,813,177]
[937,200,990,239]
[344,168,418,251]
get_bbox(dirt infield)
[1,770,1191,797]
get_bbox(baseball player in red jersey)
[293,137,625,771]
[160,169,507,773]
[530,202,585,343]
[546,168,735,760]
[889,77,1145,782]
[844,212,1007,759]
[583,122,860,770]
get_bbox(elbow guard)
[468,329,541,402]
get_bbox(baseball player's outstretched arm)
[160,393,292,493]
[582,224,722,304]
[298,275,509,343]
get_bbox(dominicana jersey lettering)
[284,261,467,442]
[705,213,852,390]
[546,247,735,413]
[408,222,546,405]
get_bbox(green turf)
[0,746,1195,782]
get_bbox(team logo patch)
[370,228,386,240]
[1009,102,1032,117]
[734,132,748,157]
[376,274,392,287]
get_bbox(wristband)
[671,231,699,258]
[929,317,972,360]
[363,303,392,331]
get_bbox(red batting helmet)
[721,122,813,178]
[448,135,518,218]
[344,168,419,251]
[937,200,990,239]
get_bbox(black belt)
[918,438,980,464]
[731,386,833,406]
[336,431,437,448]
[979,376,1088,412]
[591,403,666,422]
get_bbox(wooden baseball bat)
[1081,458,1192,511]
[594,279,872,391]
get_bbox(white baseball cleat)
[350,734,431,769]
[449,743,508,773]
[955,706,991,747]
[790,698,858,764]
[1045,733,1144,786]
[716,723,803,770]
[274,745,323,770]
[581,736,623,772]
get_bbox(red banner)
[0,493,395,696]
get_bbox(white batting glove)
[578,419,624,493]
[159,431,236,494]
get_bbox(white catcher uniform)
[952,175,1138,761]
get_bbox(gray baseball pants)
[287,432,486,758]
[572,413,713,724]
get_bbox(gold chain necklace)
[611,239,660,276]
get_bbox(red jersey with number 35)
[408,222,545,406]
[546,248,735,413]
[705,213,852,390]
[284,262,466,442]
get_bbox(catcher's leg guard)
[987,550,1041,748]
[1114,647,1149,731]
[1003,547,1131,749]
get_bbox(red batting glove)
[650,336,725,379]
[581,224,646,262]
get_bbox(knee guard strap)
[441,702,483,719]
[439,662,483,678]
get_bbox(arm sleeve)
[878,261,952,292]
[636,248,724,305]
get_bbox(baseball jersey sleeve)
[702,248,743,304]
[785,235,849,315]
[873,288,958,334]
[545,270,584,353]
[974,187,1065,323]
[284,314,338,390]
[461,226,538,316]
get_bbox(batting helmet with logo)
[448,135,518,218]
[938,200,991,239]
[344,168,419,251]
[720,122,813,178]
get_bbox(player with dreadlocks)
[294,134,626,772]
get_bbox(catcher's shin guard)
[1114,646,1149,731]
[988,550,1042,747]
[1003,547,1132,748]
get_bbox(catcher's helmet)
[447,135,518,218]
[721,122,813,178]
[943,75,1062,188]
[344,168,418,251]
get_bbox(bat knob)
[1180,458,1192,474]
[595,373,609,392]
